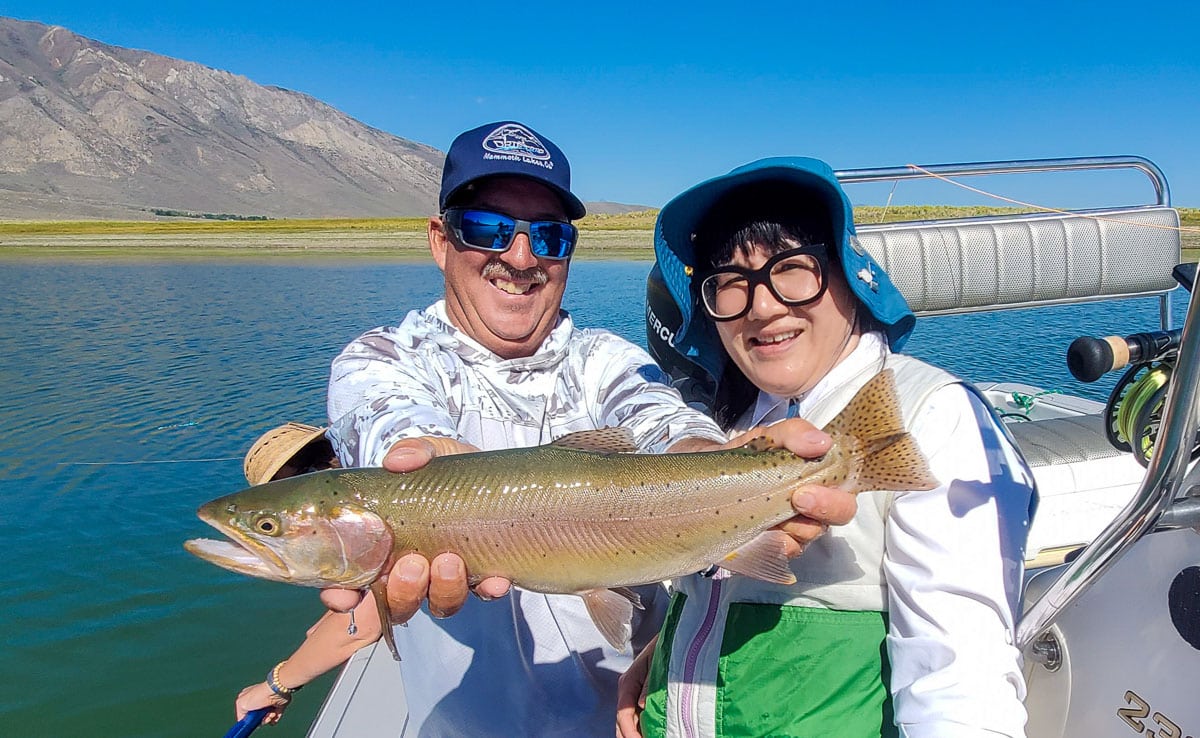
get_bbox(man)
[241,121,856,736]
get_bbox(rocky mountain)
[0,16,445,219]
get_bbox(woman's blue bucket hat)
[653,156,916,383]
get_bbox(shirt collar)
[744,331,888,428]
[426,300,573,369]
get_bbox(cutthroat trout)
[185,370,937,654]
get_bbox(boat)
[308,156,1200,737]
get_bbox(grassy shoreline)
[2,207,1196,260]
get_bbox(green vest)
[641,592,897,738]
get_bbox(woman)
[619,157,1036,738]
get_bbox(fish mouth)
[184,510,292,582]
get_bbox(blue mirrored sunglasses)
[443,208,578,261]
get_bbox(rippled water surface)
[0,259,1188,736]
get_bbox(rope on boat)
[904,164,1200,234]
[1003,389,1064,420]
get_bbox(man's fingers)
[724,419,831,459]
[791,485,857,526]
[383,440,436,473]
[771,419,832,458]
[473,576,511,600]
[386,554,431,624]
[427,552,469,618]
[773,517,826,558]
[320,588,365,613]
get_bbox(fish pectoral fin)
[369,580,402,662]
[609,586,645,610]
[718,531,797,585]
[579,588,636,651]
[551,427,639,453]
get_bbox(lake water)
[0,258,1188,737]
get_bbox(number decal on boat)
[1118,691,1191,738]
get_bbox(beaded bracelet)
[266,661,302,698]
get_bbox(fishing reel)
[1067,264,1197,467]
[1104,361,1174,466]
[1072,331,1193,467]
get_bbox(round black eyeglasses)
[697,245,830,321]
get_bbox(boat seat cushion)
[856,206,1181,317]
[1006,414,1146,554]
[1006,414,1122,467]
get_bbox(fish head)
[184,472,394,589]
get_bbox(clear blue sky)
[8,1,1199,208]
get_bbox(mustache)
[482,262,548,285]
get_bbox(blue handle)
[223,707,269,738]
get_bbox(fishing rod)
[222,707,267,738]
[1065,262,1197,467]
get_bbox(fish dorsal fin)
[578,587,644,650]
[551,427,639,453]
[717,530,797,585]
[822,369,939,494]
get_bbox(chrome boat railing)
[836,156,1194,648]
[1016,283,1200,647]
[836,155,1178,331]
[836,155,1171,206]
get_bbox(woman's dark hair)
[692,181,839,428]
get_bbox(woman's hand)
[235,681,291,725]
[616,635,657,738]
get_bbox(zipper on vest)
[680,577,722,738]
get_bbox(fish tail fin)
[825,370,940,493]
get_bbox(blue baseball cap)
[439,121,586,220]
[654,156,915,382]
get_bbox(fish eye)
[253,515,281,536]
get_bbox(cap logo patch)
[482,124,554,170]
